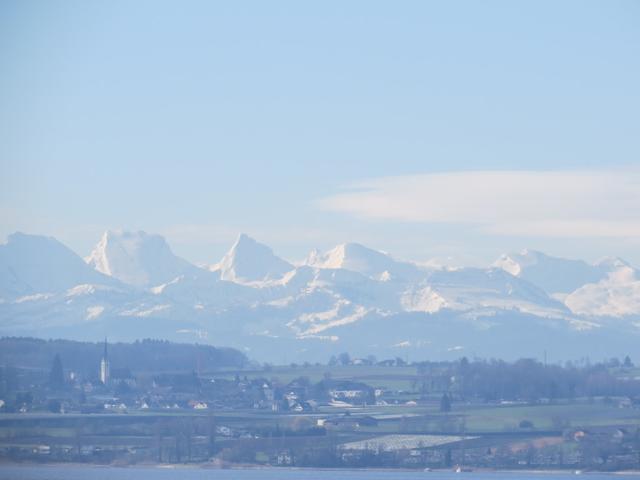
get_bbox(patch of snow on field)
[340,434,475,451]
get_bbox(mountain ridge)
[86,230,196,288]
[1,231,638,362]
[209,233,294,284]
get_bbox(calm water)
[0,467,638,480]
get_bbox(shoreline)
[1,461,639,476]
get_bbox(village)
[1,339,640,471]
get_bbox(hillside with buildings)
[0,338,639,470]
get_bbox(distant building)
[189,400,208,410]
[276,450,293,466]
[100,338,110,385]
[111,367,136,387]
[318,414,378,430]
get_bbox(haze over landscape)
[1,1,640,364]
[2,2,640,475]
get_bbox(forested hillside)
[0,337,247,376]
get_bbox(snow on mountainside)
[401,267,569,319]
[274,266,401,337]
[86,230,196,288]
[1,231,639,361]
[564,260,640,317]
[493,249,608,294]
[254,262,571,340]
[304,242,424,281]
[210,234,294,283]
[150,271,259,308]
[0,233,117,300]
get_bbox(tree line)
[0,337,247,377]
[415,356,640,401]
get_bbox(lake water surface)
[0,466,639,480]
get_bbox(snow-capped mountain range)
[1,231,638,362]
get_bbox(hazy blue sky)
[1,1,639,266]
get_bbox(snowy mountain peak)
[305,242,422,280]
[86,230,195,288]
[493,249,545,276]
[0,232,116,299]
[564,259,640,318]
[493,254,522,276]
[235,232,257,247]
[306,243,389,271]
[303,248,322,267]
[594,256,631,270]
[210,234,293,283]
[493,249,614,295]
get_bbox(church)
[100,338,110,385]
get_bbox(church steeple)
[100,338,110,385]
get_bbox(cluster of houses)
[2,345,640,470]
[1,343,384,415]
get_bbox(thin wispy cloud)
[318,169,640,238]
